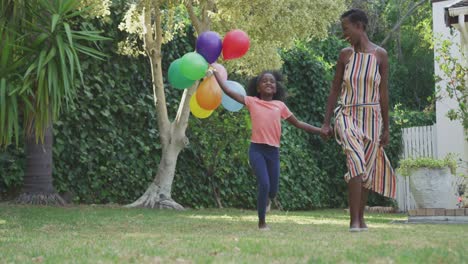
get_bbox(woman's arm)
[286,115,321,134]
[212,70,245,105]
[321,48,350,138]
[377,47,390,146]
[323,49,349,125]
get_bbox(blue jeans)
[249,143,280,222]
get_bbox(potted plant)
[397,155,458,209]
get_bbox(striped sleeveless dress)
[334,49,396,198]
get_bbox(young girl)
[212,69,321,230]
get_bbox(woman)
[321,9,396,232]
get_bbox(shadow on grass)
[181,208,408,231]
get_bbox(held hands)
[321,124,389,146]
[320,124,333,140]
[207,67,221,84]
[206,67,215,77]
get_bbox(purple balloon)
[196,31,222,64]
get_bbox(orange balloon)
[196,76,222,110]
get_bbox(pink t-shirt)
[244,96,293,147]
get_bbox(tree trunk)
[125,1,198,210]
[208,170,223,208]
[15,123,65,205]
[126,141,185,210]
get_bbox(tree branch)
[200,0,215,32]
[185,0,202,34]
[144,0,170,144]
[174,0,218,140]
[153,1,163,48]
[143,0,155,53]
[174,84,197,132]
[380,0,427,46]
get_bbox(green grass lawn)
[0,204,466,263]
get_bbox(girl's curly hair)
[246,70,287,101]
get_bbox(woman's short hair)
[341,9,368,30]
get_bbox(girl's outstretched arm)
[286,115,321,134]
[212,70,245,105]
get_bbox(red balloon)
[222,29,250,60]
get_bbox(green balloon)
[168,59,195,89]
[180,52,209,80]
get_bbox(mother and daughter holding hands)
[211,8,396,232]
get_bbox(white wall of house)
[432,0,468,170]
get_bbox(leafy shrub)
[0,146,24,198]
[392,103,435,128]
[398,155,457,177]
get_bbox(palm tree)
[0,0,109,204]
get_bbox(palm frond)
[0,78,6,134]
[51,14,60,33]
[1,0,109,146]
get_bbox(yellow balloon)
[190,92,214,119]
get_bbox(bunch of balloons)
[167,29,250,119]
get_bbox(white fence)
[401,125,437,159]
[396,125,437,212]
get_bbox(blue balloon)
[222,81,246,112]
